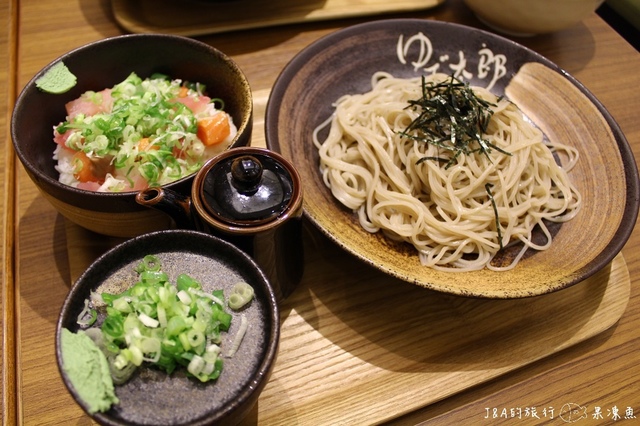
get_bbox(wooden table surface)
[2,0,640,425]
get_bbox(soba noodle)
[312,72,581,271]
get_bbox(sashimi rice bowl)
[54,72,238,193]
[11,34,253,237]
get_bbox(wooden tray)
[110,0,445,36]
[64,89,631,425]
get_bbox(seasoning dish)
[265,19,640,298]
[56,230,279,426]
[11,34,253,238]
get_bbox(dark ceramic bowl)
[56,230,279,426]
[12,34,253,238]
[265,19,640,298]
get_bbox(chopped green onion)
[87,256,246,384]
[138,313,159,328]
[189,288,224,306]
[111,297,131,313]
[177,290,192,305]
[188,354,205,377]
[101,315,124,340]
[177,274,201,292]
[226,315,248,358]
[204,344,221,363]
[77,298,97,327]
[228,282,255,310]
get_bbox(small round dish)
[265,19,640,298]
[56,230,279,425]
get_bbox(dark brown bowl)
[56,230,279,426]
[11,34,253,237]
[265,19,640,298]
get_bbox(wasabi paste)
[36,61,77,94]
[60,328,119,414]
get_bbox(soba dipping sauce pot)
[136,147,304,301]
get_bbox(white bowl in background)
[464,0,605,35]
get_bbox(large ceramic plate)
[265,19,640,298]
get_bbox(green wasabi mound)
[35,61,77,94]
[60,328,119,414]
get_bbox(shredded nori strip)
[485,183,504,250]
[400,74,511,169]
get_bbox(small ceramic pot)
[136,147,304,302]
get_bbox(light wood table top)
[2,0,640,424]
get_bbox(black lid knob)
[230,155,263,193]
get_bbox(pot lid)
[201,151,295,226]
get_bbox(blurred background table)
[2,0,639,424]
